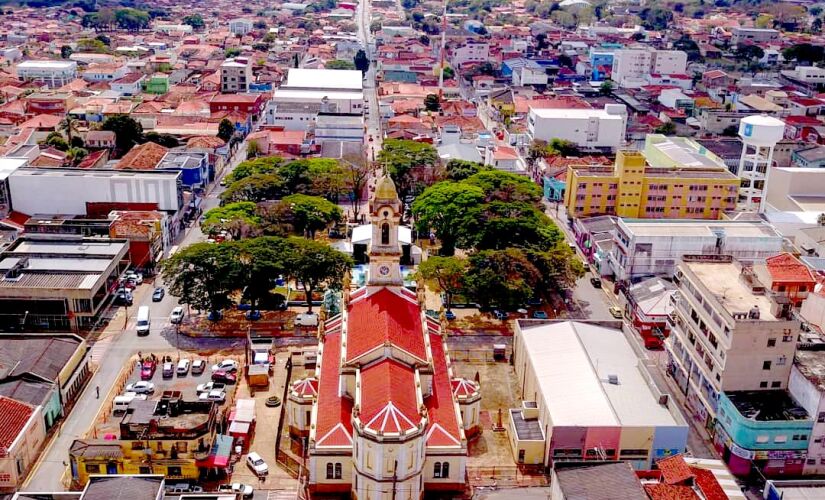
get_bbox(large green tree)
[101,115,143,154]
[378,139,439,202]
[221,173,286,203]
[285,237,352,312]
[444,159,489,181]
[412,182,484,255]
[418,256,467,311]
[202,202,262,239]
[161,243,241,314]
[463,248,542,310]
[354,49,369,74]
[325,59,356,70]
[279,194,342,238]
[228,157,283,183]
[183,13,204,29]
[218,118,235,142]
[235,237,290,311]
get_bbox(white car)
[177,358,190,375]
[199,389,226,403]
[246,452,268,476]
[125,381,155,394]
[170,306,184,324]
[211,359,239,373]
[196,381,225,394]
[125,272,143,285]
[219,483,254,498]
[295,312,319,327]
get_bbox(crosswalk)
[266,489,299,500]
[88,334,115,366]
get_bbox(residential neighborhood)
[1,0,825,499]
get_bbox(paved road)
[23,142,249,492]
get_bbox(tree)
[60,45,73,59]
[444,159,488,181]
[44,132,69,151]
[225,47,241,58]
[418,256,467,311]
[557,53,573,68]
[370,20,382,32]
[378,139,439,202]
[162,243,241,314]
[546,138,580,157]
[673,35,701,62]
[144,132,180,148]
[202,202,262,239]
[221,173,285,203]
[254,20,268,29]
[234,237,290,311]
[639,6,672,30]
[354,49,370,74]
[102,115,143,154]
[285,237,352,312]
[58,116,79,146]
[114,8,150,31]
[442,66,454,80]
[227,156,283,183]
[246,140,261,159]
[341,154,371,218]
[655,121,677,135]
[218,119,235,142]
[183,13,204,29]
[424,93,441,112]
[413,181,485,255]
[782,43,825,65]
[599,80,614,96]
[463,248,541,309]
[325,59,356,70]
[721,125,738,137]
[526,244,585,291]
[77,38,108,53]
[279,194,342,238]
[735,44,765,66]
[65,147,89,167]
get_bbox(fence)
[448,349,511,364]
[276,449,302,479]
[275,357,303,480]
[466,465,549,488]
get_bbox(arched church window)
[381,223,390,245]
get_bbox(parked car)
[212,370,237,384]
[115,289,133,306]
[609,306,623,319]
[211,360,239,373]
[196,381,226,394]
[140,360,157,380]
[444,310,456,321]
[162,362,174,378]
[295,312,319,326]
[125,272,143,285]
[246,452,269,476]
[170,306,184,324]
[218,483,254,498]
[191,359,206,375]
[177,358,190,376]
[245,310,261,321]
[125,381,155,394]
[532,310,549,319]
[152,287,165,302]
[207,310,223,321]
[493,310,508,321]
[199,389,226,403]
[590,277,602,288]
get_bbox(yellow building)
[564,135,740,219]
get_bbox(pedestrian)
[95,385,100,399]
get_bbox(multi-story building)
[665,256,801,469]
[25,92,75,116]
[271,68,364,116]
[286,176,480,498]
[511,320,688,470]
[608,219,784,283]
[528,104,627,151]
[611,49,687,89]
[752,253,816,309]
[69,392,222,487]
[16,60,77,87]
[451,40,490,67]
[220,57,252,93]
[731,27,780,46]
[563,135,740,219]
[788,348,825,475]
[229,18,254,36]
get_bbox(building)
[788,349,825,475]
[156,151,209,188]
[228,18,254,36]
[0,236,130,331]
[511,320,688,470]
[665,255,799,444]
[314,113,365,144]
[69,393,222,487]
[764,167,825,212]
[143,74,170,95]
[731,27,780,46]
[736,114,786,212]
[25,92,75,116]
[108,210,168,273]
[110,73,145,96]
[220,57,252,93]
[781,66,825,86]
[550,462,647,500]
[15,474,166,500]
[16,60,78,87]
[272,68,364,116]
[262,101,322,131]
[792,145,825,169]
[611,49,687,89]
[0,333,91,430]
[451,40,490,67]
[0,396,47,493]
[286,176,479,498]
[625,277,676,349]
[528,104,627,151]
[563,135,739,219]
[764,479,825,500]
[608,219,784,283]
[752,253,816,309]
[208,93,267,120]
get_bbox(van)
[136,306,150,336]
[113,393,147,415]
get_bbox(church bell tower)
[367,175,403,287]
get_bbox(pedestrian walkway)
[88,334,114,366]
[266,488,299,499]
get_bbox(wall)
[801,293,825,331]
[766,168,825,212]
[0,406,45,492]
[789,365,825,474]
[717,393,812,451]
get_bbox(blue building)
[157,151,210,189]
[715,391,812,477]
[590,51,615,81]
[542,175,565,202]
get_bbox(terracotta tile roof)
[0,396,35,454]
[426,334,462,447]
[766,253,815,284]
[644,484,700,500]
[658,455,695,485]
[451,378,479,398]
[690,466,728,500]
[360,359,420,435]
[19,114,62,130]
[117,142,169,170]
[292,378,318,398]
[346,288,427,362]
[314,332,353,448]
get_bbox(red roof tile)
[0,396,35,453]
[690,466,728,500]
[766,253,815,284]
[314,333,353,448]
[657,455,694,485]
[426,334,462,447]
[360,359,420,435]
[346,288,427,362]
[644,484,700,500]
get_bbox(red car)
[140,360,157,380]
[211,370,237,384]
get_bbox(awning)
[229,421,251,435]
[233,398,256,423]
[197,434,233,468]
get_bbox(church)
[286,175,482,499]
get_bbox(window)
[763,361,772,370]
[167,466,182,477]
[818,412,825,423]
[433,462,442,478]
[441,462,450,478]
[774,435,788,443]
[326,463,334,479]
[760,381,768,388]
[327,462,342,479]
[381,223,390,245]
[85,464,101,473]
[335,463,342,479]
[767,338,776,347]
[771,381,781,388]
[756,435,769,443]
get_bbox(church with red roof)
[287,175,481,498]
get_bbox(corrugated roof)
[555,463,648,499]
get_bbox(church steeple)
[367,175,403,287]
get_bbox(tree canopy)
[101,115,143,154]
[325,59,357,70]
[218,119,234,142]
[278,194,342,238]
[418,256,467,311]
[201,202,262,239]
[378,139,439,202]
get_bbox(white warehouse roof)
[283,68,363,91]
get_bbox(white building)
[262,101,321,130]
[789,349,825,475]
[314,113,364,143]
[80,63,129,82]
[154,24,193,35]
[0,397,46,493]
[221,57,253,93]
[513,65,548,86]
[229,18,254,36]
[781,66,825,85]
[731,27,780,46]
[16,60,77,88]
[608,219,784,283]
[272,68,364,115]
[611,49,687,89]
[764,167,825,212]
[451,40,490,67]
[527,104,627,151]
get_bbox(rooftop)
[283,67,363,91]
[0,333,85,381]
[529,106,624,120]
[509,409,544,441]
[724,391,809,422]
[82,475,164,500]
[791,350,825,392]
[516,320,685,428]
[684,260,778,321]
[620,219,781,240]
[555,463,648,500]
[0,395,35,452]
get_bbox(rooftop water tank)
[738,114,785,147]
